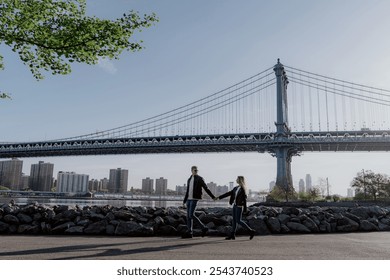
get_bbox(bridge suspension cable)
[285,65,390,132]
[48,63,390,141]
[58,66,276,141]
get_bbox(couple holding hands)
[182,165,256,240]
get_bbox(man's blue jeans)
[186,199,206,234]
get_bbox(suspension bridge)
[2,59,390,191]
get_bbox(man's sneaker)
[225,235,235,240]
[181,232,193,239]
[201,228,209,237]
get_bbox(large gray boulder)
[115,221,144,236]
[65,226,84,234]
[248,217,271,235]
[301,216,319,232]
[336,217,359,232]
[84,220,108,234]
[3,214,19,224]
[17,224,39,234]
[17,213,33,224]
[359,220,379,231]
[277,213,291,224]
[51,222,76,233]
[349,207,370,220]
[266,217,281,233]
[286,222,311,233]
[0,221,9,232]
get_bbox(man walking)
[182,166,216,238]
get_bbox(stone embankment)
[1,201,390,236]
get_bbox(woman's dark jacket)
[218,186,248,212]
[183,175,215,204]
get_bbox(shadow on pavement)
[0,235,226,260]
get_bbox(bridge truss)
[2,130,390,158]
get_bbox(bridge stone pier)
[271,59,298,195]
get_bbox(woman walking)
[215,176,256,240]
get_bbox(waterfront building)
[299,179,305,193]
[108,168,128,193]
[155,177,168,195]
[305,174,312,192]
[176,184,186,195]
[216,185,229,196]
[30,161,54,192]
[21,174,29,190]
[206,181,217,198]
[89,179,100,192]
[269,180,276,192]
[0,158,23,190]
[99,178,109,192]
[229,181,234,191]
[142,177,154,194]
[57,171,89,193]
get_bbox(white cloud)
[97,57,118,74]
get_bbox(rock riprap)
[1,202,390,236]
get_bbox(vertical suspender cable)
[317,85,321,131]
[308,75,313,131]
[325,85,329,131]
[333,81,338,131]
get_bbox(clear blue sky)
[1,0,390,195]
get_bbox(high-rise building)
[229,182,234,191]
[0,158,23,190]
[30,161,54,192]
[57,171,89,193]
[155,177,168,195]
[206,182,217,197]
[176,184,186,195]
[305,174,312,192]
[142,177,154,194]
[89,179,100,192]
[298,179,305,193]
[216,185,229,196]
[108,168,128,193]
[99,178,109,192]
[269,181,276,192]
[21,174,30,190]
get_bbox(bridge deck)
[1,130,390,158]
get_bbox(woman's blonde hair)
[237,176,247,194]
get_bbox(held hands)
[213,197,219,201]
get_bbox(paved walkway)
[0,232,390,260]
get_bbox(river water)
[0,196,232,208]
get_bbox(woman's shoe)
[249,229,256,240]
[225,235,235,240]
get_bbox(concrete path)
[0,232,389,260]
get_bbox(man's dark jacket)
[183,175,215,204]
[218,186,248,212]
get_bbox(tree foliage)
[268,185,297,202]
[307,187,321,201]
[351,170,390,200]
[0,0,158,98]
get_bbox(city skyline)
[1,157,344,195]
[0,158,243,195]
[2,1,390,196]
